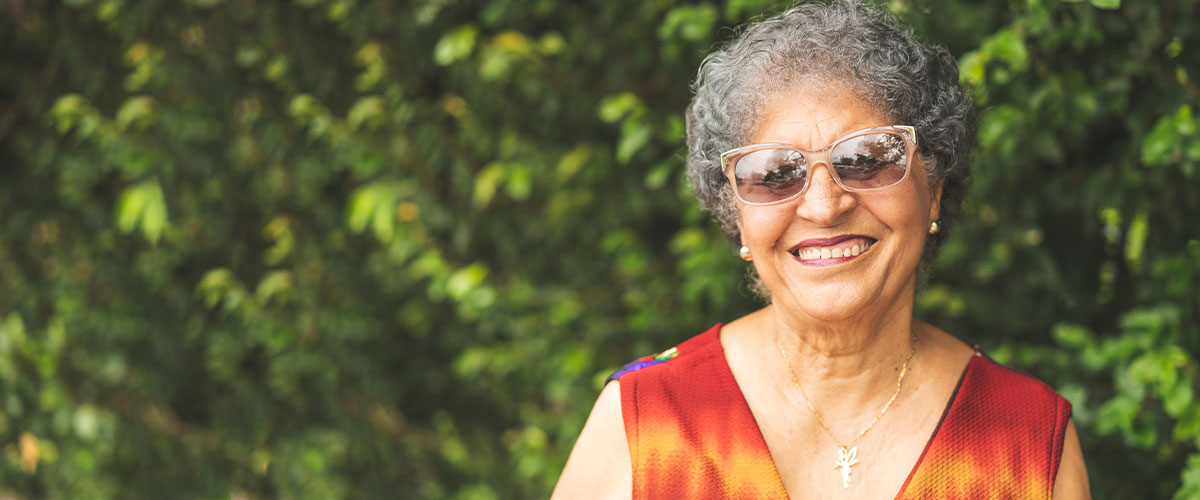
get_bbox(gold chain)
[774,332,917,449]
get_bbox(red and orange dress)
[608,324,1072,499]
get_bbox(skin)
[552,87,1090,499]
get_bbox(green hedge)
[0,0,1197,498]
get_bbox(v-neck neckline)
[709,325,978,499]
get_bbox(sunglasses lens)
[831,132,908,190]
[734,148,808,203]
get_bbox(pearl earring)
[739,246,752,261]
[928,221,941,234]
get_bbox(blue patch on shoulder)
[605,346,679,383]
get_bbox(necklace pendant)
[833,445,860,488]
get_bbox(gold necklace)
[774,333,917,489]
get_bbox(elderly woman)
[553,1,1088,498]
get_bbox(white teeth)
[794,240,875,261]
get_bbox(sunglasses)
[719,125,918,205]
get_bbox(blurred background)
[1,0,1198,498]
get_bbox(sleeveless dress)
[608,324,1072,499]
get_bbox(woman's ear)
[929,180,944,222]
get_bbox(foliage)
[0,0,1197,498]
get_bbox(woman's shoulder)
[925,323,1067,409]
[900,326,1077,498]
[550,379,631,500]
[969,349,1071,412]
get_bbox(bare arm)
[1052,419,1090,499]
[550,381,632,500]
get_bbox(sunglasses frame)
[719,125,918,206]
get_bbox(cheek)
[880,183,931,224]
[738,206,793,245]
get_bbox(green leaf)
[492,31,531,55]
[503,165,533,201]
[0,313,27,352]
[478,49,512,81]
[1142,118,1178,165]
[473,164,505,207]
[597,92,641,124]
[1120,305,1179,337]
[255,270,294,304]
[347,186,378,233]
[1052,323,1093,349]
[556,145,590,180]
[659,5,718,42]
[115,180,169,243]
[1175,406,1200,441]
[1088,0,1121,9]
[1124,210,1149,269]
[115,185,147,234]
[115,96,156,131]
[1177,105,1197,135]
[49,93,93,135]
[977,105,1021,149]
[288,94,332,132]
[454,346,490,378]
[1175,455,1200,500]
[1142,106,1192,166]
[538,32,565,55]
[1163,378,1195,418]
[346,96,384,130]
[957,51,986,88]
[1097,394,1140,435]
[140,186,167,243]
[617,120,652,164]
[644,161,672,190]
[446,263,488,301]
[370,195,396,241]
[986,28,1028,70]
[724,0,774,20]
[196,268,239,308]
[346,183,400,241]
[434,25,478,66]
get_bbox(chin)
[775,287,879,323]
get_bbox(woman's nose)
[795,162,857,224]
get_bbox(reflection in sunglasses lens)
[832,133,907,190]
[736,149,807,203]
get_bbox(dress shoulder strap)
[613,324,789,499]
[897,351,1072,499]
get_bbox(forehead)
[750,87,890,149]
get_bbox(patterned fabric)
[608,347,679,382]
[610,324,1072,499]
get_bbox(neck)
[760,296,922,427]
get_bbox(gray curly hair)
[685,0,973,266]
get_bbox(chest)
[727,343,964,499]
[749,396,944,500]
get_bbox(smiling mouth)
[788,236,877,265]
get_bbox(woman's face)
[737,87,941,324]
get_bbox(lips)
[788,234,877,263]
